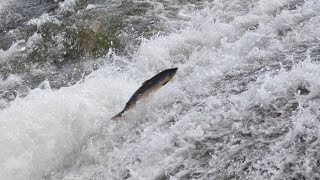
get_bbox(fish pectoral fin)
[162,81,169,86]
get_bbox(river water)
[1,0,320,179]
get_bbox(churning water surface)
[1,0,320,179]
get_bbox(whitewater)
[1,0,320,179]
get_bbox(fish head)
[160,67,178,85]
[168,67,178,78]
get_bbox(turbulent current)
[1,0,320,179]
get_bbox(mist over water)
[1,0,320,179]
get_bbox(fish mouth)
[170,67,178,74]
[169,68,178,80]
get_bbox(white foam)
[86,4,96,10]
[27,14,61,29]
[0,67,139,179]
[58,0,77,12]
[0,40,26,63]
[0,74,22,89]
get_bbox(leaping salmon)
[111,68,178,120]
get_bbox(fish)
[111,68,178,120]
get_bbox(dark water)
[0,0,167,106]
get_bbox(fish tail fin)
[111,110,125,120]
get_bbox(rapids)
[1,0,320,179]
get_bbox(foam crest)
[0,68,139,179]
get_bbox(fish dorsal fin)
[142,80,150,85]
